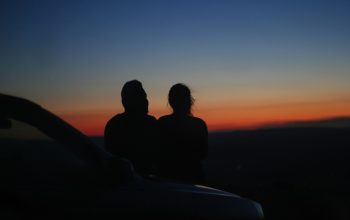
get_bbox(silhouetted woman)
[157,83,208,184]
[104,80,158,176]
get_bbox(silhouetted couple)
[104,80,208,184]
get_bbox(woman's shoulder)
[188,117,207,131]
[158,115,177,128]
[146,114,157,121]
[191,116,206,124]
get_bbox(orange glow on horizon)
[59,99,350,136]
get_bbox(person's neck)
[125,110,147,116]
[172,111,190,117]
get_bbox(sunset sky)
[2,0,350,135]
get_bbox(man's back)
[104,112,158,175]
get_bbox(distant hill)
[262,116,350,129]
[208,127,350,184]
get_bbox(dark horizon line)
[89,115,350,137]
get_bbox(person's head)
[121,80,148,114]
[168,83,194,116]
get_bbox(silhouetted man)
[157,83,208,184]
[104,80,158,176]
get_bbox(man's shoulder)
[107,113,156,124]
[109,113,126,121]
[105,113,126,127]
[158,114,172,121]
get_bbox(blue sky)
[1,0,350,133]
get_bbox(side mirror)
[0,118,11,129]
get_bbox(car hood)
[92,175,264,220]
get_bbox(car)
[0,93,264,220]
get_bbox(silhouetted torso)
[157,114,208,184]
[104,112,158,176]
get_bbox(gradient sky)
[1,0,350,135]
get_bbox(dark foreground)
[204,127,350,220]
[94,126,350,220]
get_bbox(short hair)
[121,80,146,101]
[121,80,148,113]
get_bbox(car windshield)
[0,118,87,191]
